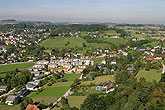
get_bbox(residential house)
[26,104,40,110]
[0,86,8,92]
[103,80,116,94]
[127,66,136,74]
[17,88,30,98]
[5,95,19,105]
[111,60,116,65]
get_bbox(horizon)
[0,0,165,24]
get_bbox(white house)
[5,95,18,105]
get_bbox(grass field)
[29,82,71,105]
[143,41,160,47]
[136,69,162,82]
[80,89,103,96]
[40,36,112,49]
[81,75,114,85]
[0,62,35,73]
[91,57,105,64]
[68,96,87,108]
[40,36,87,48]
[63,74,81,82]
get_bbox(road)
[45,74,83,110]
[0,88,15,98]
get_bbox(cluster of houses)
[2,80,41,105]
[0,27,50,64]
[141,46,165,61]
[4,88,30,105]
[28,56,94,79]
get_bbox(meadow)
[0,62,35,73]
[136,69,162,82]
[40,36,128,49]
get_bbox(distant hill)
[0,19,18,24]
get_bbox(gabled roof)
[26,104,40,110]
[6,95,17,101]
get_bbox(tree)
[80,94,99,110]
[20,102,25,110]
[82,42,86,47]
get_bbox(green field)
[91,57,105,64]
[143,41,160,47]
[136,69,162,82]
[68,96,87,108]
[0,62,35,73]
[29,82,71,105]
[40,36,87,48]
[40,37,111,49]
[63,74,81,82]
[80,88,103,96]
[81,75,114,85]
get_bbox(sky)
[0,0,165,24]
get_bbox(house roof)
[26,104,40,110]
[0,86,8,90]
[154,54,165,58]
[6,95,17,101]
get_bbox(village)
[0,23,164,110]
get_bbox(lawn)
[136,69,162,82]
[68,96,87,108]
[80,89,103,96]
[0,62,35,73]
[91,57,105,64]
[81,75,114,85]
[63,74,81,82]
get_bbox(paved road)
[45,74,83,110]
[0,88,15,98]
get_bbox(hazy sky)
[0,0,165,24]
